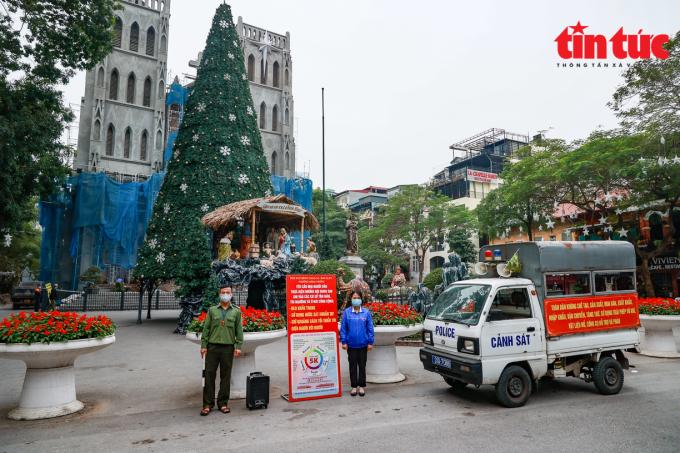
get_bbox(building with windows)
[74,0,170,180]
[430,128,529,210]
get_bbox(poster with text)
[286,274,341,402]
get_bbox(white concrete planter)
[639,315,680,358]
[186,329,287,399]
[366,324,423,383]
[0,335,116,420]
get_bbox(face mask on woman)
[351,298,362,307]
[219,294,232,303]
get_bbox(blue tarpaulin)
[40,172,313,289]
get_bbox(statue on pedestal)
[345,214,358,256]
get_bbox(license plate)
[431,354,452,369]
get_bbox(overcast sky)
[64,0,679,192]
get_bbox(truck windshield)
[427,284,491,326]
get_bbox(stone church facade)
[74,0,170,180]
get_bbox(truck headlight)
[422,330,433,345]
[457,337,478,354]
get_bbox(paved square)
[0,311,678,452]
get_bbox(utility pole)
[322,88,327,242]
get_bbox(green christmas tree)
[136,3,272,298]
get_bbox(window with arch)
[272,105,278,132]
[285,68,289,87]
[160,35,167,54]
[273,61,280,87]
[126,73,136,103]
[140,130,148,161]
[113,17,122,47]
[106,124,115,156]
[271,151,278,175]
[285,108,289,125]
[93,120,101,141]
[259,102,266,129]
[109,69,119,100]
[260,59,267,84]
[158,80,164,100]
[156,130,162,150]
[285,151,290,171]
[247,54,255,81]
[123,127,132,158]
[143,77,152,107]
[97,67,105,88]
[129,22,139,52]
[146,27,155,56]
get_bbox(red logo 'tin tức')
[555,21,670,60]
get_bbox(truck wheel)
[495,365,531,408]
[443,377,467,391]
[593,356,624,395]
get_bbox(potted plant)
[638,298,680,357]
[185,306,286,399]
[0,311,116,420]
[363,302,423,383]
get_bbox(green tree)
[358,223,408,287]
[0,203,41,283]
[0,0,119,232]
[610,31,680,134]
[374,185,474,283]
[311,189,346,260]
[476,142,561,241]
[136,4,272,299]
[447,229,477,264]
[422,267,443,291]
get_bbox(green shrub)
[382,272,394,288]
[80,266,104,284]
[308,260,355,283]
[423,267,443,291]
[375,289,388,301]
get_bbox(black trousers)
[203,343,234,408]
[347,347,368,388]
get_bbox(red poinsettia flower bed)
[187,306,286,333]
[0,311,116,344]
[364,302,422,326]
[638,298,680,316]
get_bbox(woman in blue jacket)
[340,292,375,396]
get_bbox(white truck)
[420,241,641,407]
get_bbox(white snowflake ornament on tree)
[229,113,236,122]
[180,183,188,193]
[238,174,250,184]
[196,102,206,112]
[201,204,210,212]
[240,136,250,146]
[3,233,11,248]
[223,73,231,81]
[242,73,247,80]
[220,146,231,156]
[148,238,158,249]
[192,134,200,142]
[156,252,166,264]
[246,106,253,116]
[227,52,234,60]
[163,203,170,214]
[220,20,229,29]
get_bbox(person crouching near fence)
[200,283,243,416]
[340,291,375,397]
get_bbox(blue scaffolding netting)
[39,172,313,289]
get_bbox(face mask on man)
[220,294,232,303]
[351,298,362,307]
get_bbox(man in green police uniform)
[200,284,243,416]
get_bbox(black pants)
[347,347,368,388]
[203,343,234,408]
